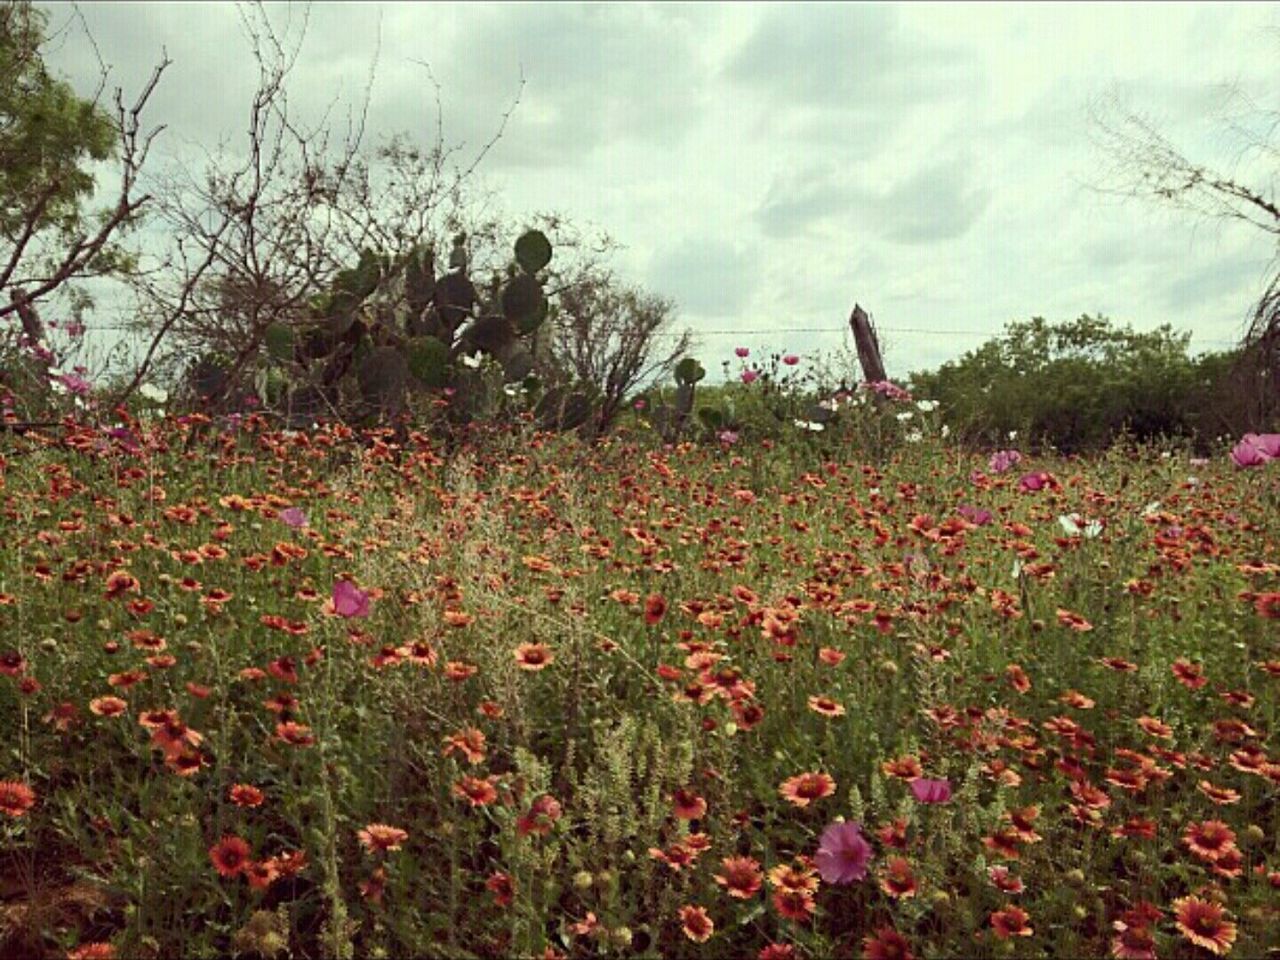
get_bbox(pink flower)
[56,373,92,397]
[782,355,799,366]
[741,370,759,384]
[718,430,739,445]
[988,449,1022,474]
[1018,471,1048,492]
[333,580,370,618]
[957,504,993,526]
[280,507,308,529]
[815,821,872,884]
[1229,438,1269,469]
[735,347,750,358]
[1238,433,1280,461]
[633,398,647,411]
[910,778,952,804]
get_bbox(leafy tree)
[909,315,1232,452]
[0,0,166,414]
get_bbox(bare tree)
[1090,83,1280,429]
[118,1,519,412]
[547,262,693,437]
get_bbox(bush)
[908,314,1241,453]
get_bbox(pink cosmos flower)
[815,821,873,884]
[1230,438,1268,469]
[333,580,370,618]
[280,507,308,529]
[741,370,759,384]
[988,449,1022,474]
[1019,471,1048,492]
[783,355,799,366]
[735,347,750,358]
[718,430,739,445]
[957,504,993,526]
[910,778,952,804]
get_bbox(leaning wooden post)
[849,303,887,385]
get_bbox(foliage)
[908,314,1245,453]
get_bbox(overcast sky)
[37,1,1280,379]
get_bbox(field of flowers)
[0,411,1277,959]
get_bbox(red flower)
[1172,896,1237,956]
[779,771,835,807]
[453,775,499,807]
[358,823,408,853]
[862,926,915,960]
[486,871,515,907]
[678,904,714,943]
[672,787,707,820]
[713,856,763,899]
[644,593,667,624]
[209,835,252,877]
[516,794,562,836]
[0,781,36,817]
[990,905,1033,939]
[514,643,554,671]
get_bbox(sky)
[35,1,1280,381]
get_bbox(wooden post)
[849,303,887,384]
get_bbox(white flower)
[1011,559,1023,579]
[139,383,169,403]
[793,419,824,432]
[503,383,520,397]
[916,399,938,412]
[905,430,923,443]
[818,397,839,412]
[941,424,951,439]
[896,411,914,422]
[1141,501,1161,517]
[461,353,483,369]
[1008,430,1018,441]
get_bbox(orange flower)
[990,905,1033,938]
[0,781,36,817]
[878,857,918,899]
[672,787,707,820]
[442,727,487,765]
[244,859,279,891]
[485,871,515,906]
[862,927,915,960]
[1182,820,1238,863]
[209,835,252,877]
[1172,896,1237,956]
[67,944,116,960]
[1172,658,1207,690]
[807,695,845,717]
[453,775,499,807]
[771,888,815,923]
[1197,780,1241,805]
[514,643,554,671]
[274,721,315,746]
[89,696,128,717]
[644,594,667,624]
[880,755,923,781]
[1055,608,1092,632]
[1136,716,1172,739]
[358,823,409,853]
[713,856,763,899]
[778,771,835,807]
[679,905,714,943]
[229,784,265,807]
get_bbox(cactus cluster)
[643,356,706,442]
[246,229,599,429]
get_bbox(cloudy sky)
[38,1,1280,379]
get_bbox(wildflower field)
[1,415,1277,960]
